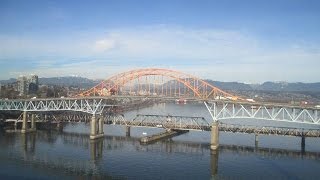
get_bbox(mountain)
[38,77,100,88]
[1,76,320,92]
[206,81,320,92]
[257,82,320,92]
[0,77,100,88]
[0,78,17,84]
[206,80,253,91]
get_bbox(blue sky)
[0,0,320,83]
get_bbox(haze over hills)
[205,80,320,92]
[1,76,320,92]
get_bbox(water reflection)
[20,132,36,159]
[33,131,320,159]
[2,130,320,179]
[90,138,103,163]
[210,150,219,179]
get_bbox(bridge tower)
[90,114,104,140]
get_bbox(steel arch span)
[78,68,242,100]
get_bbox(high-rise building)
[17,76,27,96]
[16,75,39,96]
[28,75,39,94]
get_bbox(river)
[1,102,320,179]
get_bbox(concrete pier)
[21,112,36,133]
[140,129,188,144]
[21,111,28,133]
[56,122,63,131]
[210,121,219,150]
[90,114,104,140]
[254,134,259,148]
[30,114,36,132]
[125,126,131,136]
[98,116,104,134]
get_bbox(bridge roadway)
[1,96,319,126]
[108,114,320,137]
[1,96,319,127]
[7,113,320,138]
[1,96,320,150]
[1,96,320,112]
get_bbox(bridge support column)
[56,121,63,131]
[30,114,36,132]
[90,114,104,140]
[98,115,104,135]
[125,126,131,136]
[254,134,259,148]
[21,111,28,133]
[210,121,219,150]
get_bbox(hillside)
[1,77,320,92]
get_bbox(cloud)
[0,25,319,82]
[93,38,116,52]
[90,26,259,61]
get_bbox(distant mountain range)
[206,80,320,92]
[0,77,100,89]
[1,76,320,92]
[38,77,101,88]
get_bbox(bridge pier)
[21,112,36,133]
[90,114,104,140]
[210,121,219,150]
[56,122,63,131]
[21,111,30,133]
[98,115,104,134]
[254,134,259,148]
[30,114,36,132]
[125,126,131,136]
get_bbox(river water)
[1,102,320,179]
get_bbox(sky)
[0,0,320,83]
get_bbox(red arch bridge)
[1,68,320,150]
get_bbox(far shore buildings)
[17,75,39,96]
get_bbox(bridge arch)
[78,68,241,100]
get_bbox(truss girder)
[0,98,114,114]
[219,123,320,137]
[106,114,210,131]
[205,101,320,125]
